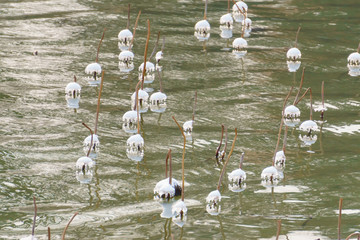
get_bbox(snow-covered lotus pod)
[65,98,80,109]
[122,110,138,133]
[194,20,211,41]
[118,50,135,73]
[156,51,163,64]
[347,52,360,76]
[220,13,233,29]
[85,62,102,86]
[299,133,318,146]
[75,156,95,184]
[283,105,300,119]
[228,169,247,192]
[287,47,301,61]
[126,134,144,162]
[131,89,149,113]
[243,17,252,29]
[172,200,187,227]
[183,120,194,135]
[118,29,133,51]
[232,37,248,58]
[232,1,248,23]
[83,134,100,158]
[261,166,282,187]
[274,150,286,170]
[287,60,301,72]
[65,82,81,99]
[154,178,181,199]
[150,92,167,113]
[220,28,233,39]
[206,190,221,215]
[138,61,156,83]
[156,183,175,200]
[299,120,318,133]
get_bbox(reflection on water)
[1,0,360,239]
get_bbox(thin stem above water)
[141,20,151,90]
[94,71,105,135]
[96,28,106,63]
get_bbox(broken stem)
[293,67,305,105]
[82,123,94,157]
[215,125,224,159]
[172,116,186,202]
[192,91,198,122]
[96,28,106,63]
[338,198,343,240]
[217,128,238,190]
[61,212,79,240]
[295,26,301,48]
[94,70,105,135]
[32,196,37,237]
[149,31,160,61]
[129,10,141,50]
[141,19,151,90]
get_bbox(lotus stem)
[345,232,360,240]
[61,212,78,240]
[295,26,301,48]
[157,70,164,93]
[141,20,151,90]
[96,28,106,63]
[215,125,224,159]
[204,0,208,20]
[217,128,238,190]
[338,198,343,240]
[135,85,140,134]
[149,31,160,61]
[221,126,228,161]
[192,91,197,122]
[172,116,186,202]
[48,227,51,240]
[129,10,141,50]
[276,219,281,240]
[165,149,170,178]
[31,196,37,236]
[273,87,293,164]
[294,67,305,105]
[239,152,245,169]
[227,0,230,13]
[73,75,76,82]
[126,4,130,29]
[133,80,142,111]
[94,70,105,135]
[321,81,325,120]
[161,36,165,52]
[169,149,172,185]
[282,126,288,153]
[82,123,94,157]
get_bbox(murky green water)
[1,0,360,239]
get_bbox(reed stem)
[61,212,78,240]
[126,4,130,29]
[338,198,343,240]
[172,116,186,202]
[32,196,37,236]
[141,20,151,90]
[94,70,105,135]
[295,26,301,48]
[217,128,238,190]
[96,28,106,63]
[215,125,224,159]
[129,10,141,50]
[275,219,281,240]
[82,123,94,157]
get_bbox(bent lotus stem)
[221,126,228,161]
[282,126,288,153]
[172,116,186,202]
[215,125,224,159]
[32,196,37,237]
[276,219,281,240]
[96,28,106,63]
[129,10,141,50]
[169,149,172,185]
[204,0,208,20]
[294,67,305,105]
[273,87,293,164]
[345,232,360,240]
[61,212,79,240]
[321,81,325,120]
[126,4,130,29]
[82,122,94,157]
[295,26,301,48]
[94,70,105,135]
[217,128,238,190]
[149,31,160,61]
[338,198,343,240]
[239,152,245,169]
[192,91,198,122]
[296,87,312,120]
[165,149,171,178]
[141,19,151,90]
[157,70,164,93]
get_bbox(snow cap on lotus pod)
[287,47,301,61]
[261,166,282,187]
[150,92,167,113]
[122,110,138,133]
[65,82,81,99]
[243,17,252,28]
[283,105,300,119]
[76,156,95,170]
[156,51,163,64]
[220,13,233,28]
[85,62,102,75]
[83,134,100,158]
[75,156,95,184]
[228,168,247,192]
[232,1,248,23]
[126,134,144,162]
[118,29,133,50]
[183,120,194,134]
[194,20,211,41]
[347,52,360,76]
[299,120,318,132]
[274,150,286,170]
